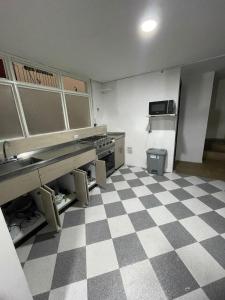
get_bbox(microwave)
[149,100,175,115]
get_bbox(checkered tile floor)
[16,166,225,300]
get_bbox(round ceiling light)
[140,19,157,32]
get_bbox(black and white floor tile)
[16,166,225,300]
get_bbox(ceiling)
[0,0,225,82]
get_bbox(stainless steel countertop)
[0,142,94,182]
[107,132,125,140]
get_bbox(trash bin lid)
[146,148,167,155]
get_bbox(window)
[0,55,92,138]
[19,88,65,135]
[63,76,87,93]
[65,94,91,129]
[0,84,23,139]
[0,58,7,79]
[13,62,58,88]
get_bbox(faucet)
[3,141,10,161]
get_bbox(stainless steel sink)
[0,157,43,177]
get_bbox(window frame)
[0,57,10,81]
[0,51,93,141]
[18,85,67,135]
[12,61,61,89]
[62,75,88,94]
[0,82,25,141]
[64,92,92,130]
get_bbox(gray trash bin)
[146,148,167,176]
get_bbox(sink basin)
[19,157,42,166]
[0,157,43,177]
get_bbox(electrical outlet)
[74,135,79,140]
[127,147,133,154]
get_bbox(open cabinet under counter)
[56,192,76,212]
[1,154,107,246]
[10,212,45,245]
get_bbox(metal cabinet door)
[96,160,106,188]
[73,169,89,207]
[38,187,60,232]
[115,137,125,169]
[43,185,61,228]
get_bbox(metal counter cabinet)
[115,136,125,169]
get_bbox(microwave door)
[149,101,167,115]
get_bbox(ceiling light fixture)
[140,19,157,32]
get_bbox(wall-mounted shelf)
[146,114,177,118]
[146,114,177,133]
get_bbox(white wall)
[206,78,225,139]
[92,68,181,172]
[176,71,215,162]
[0,209,32,300]
[91,80,104,125]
